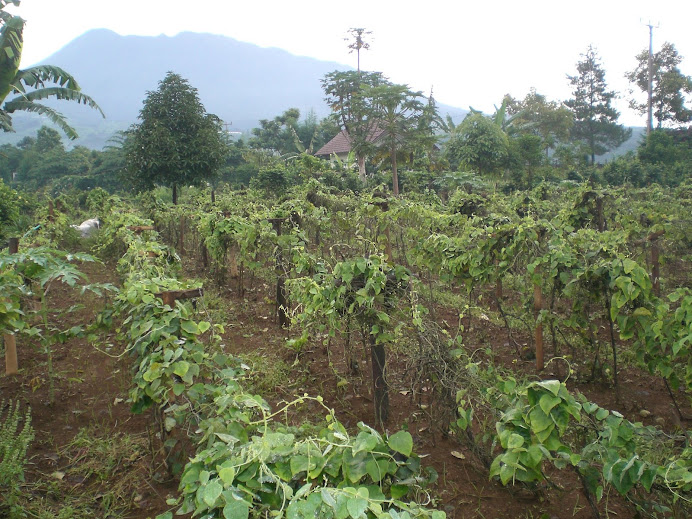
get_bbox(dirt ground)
[1,257,690,519]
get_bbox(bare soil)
[2,255,689,519]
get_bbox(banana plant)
[0,0,104,138]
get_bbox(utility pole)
[643,20,658,136]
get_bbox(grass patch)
[19,426,153,519]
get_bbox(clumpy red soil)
[2,256,690,519]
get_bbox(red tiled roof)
[315,126,386,157]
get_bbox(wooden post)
[370,334,389,426]
[179,216,185,255]
[5,237,19,375]
[126,225,155,234]
[384,226,392,262]
[374,199,392,261]
[650,232,663,298]
[494,259,503,300]
[4,334,18,375]
[270,218,289,328]
[201,243,209,268]
[48,200,54,222]
[595,196,605,232]
[156,288,204,309]
[161,292,176,308]
[229,246,240,278]
[534,280,544,372]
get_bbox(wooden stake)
[269,218,289,328]
[370,334,389,426]
[534,281,544,372]
[595,196,605,232]
[5,237,19,375]
[651,237,661,298]
[4,334,18,375]
[156,288,204,308]
[374,199,392,261]
[494,259,503,300]
[179,216,185,255]
[127,225,156,233]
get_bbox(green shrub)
[0,179,20,241]
[0,400,35,518]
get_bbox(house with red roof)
[314,126,386,162]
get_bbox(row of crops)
[2,179,691,517]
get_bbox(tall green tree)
[365,83,427,195]
[445,111,509,178]
[322,70,390,180]
[505,89,573,156]
[124,72,227,204]
[249,108,301,155]
[626,42,692,128]
[34,126,63,153]
[566,46,631,164]
[0,0,103,139]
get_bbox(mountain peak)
[12,31,351,148]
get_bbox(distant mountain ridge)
[4,29,468,149]
[3,29,639,161]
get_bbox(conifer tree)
[566,46,630,164]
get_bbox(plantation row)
[113,180,692,515]
[140,181,692,395]
[1,180,691,517]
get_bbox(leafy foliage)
[123,72,227,202]
[0,399,34,518]
[626,42,692,128]
[444,111,508,176]
[566,45,631,163]
[0,1,103,138]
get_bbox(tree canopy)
[626,42,692,128]
[365,83,427,195]
[322,70,391,180]
[505,89,573,155]
[566,46,630,164]
[123,72,227,203]
[445,111,509,177]
[249,108,337,156]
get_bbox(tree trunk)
[172,184,178,205]
[391,146,399,196]
[357,154,366,182]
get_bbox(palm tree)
[0,1,103,139]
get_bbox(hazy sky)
[9,0,692,126]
